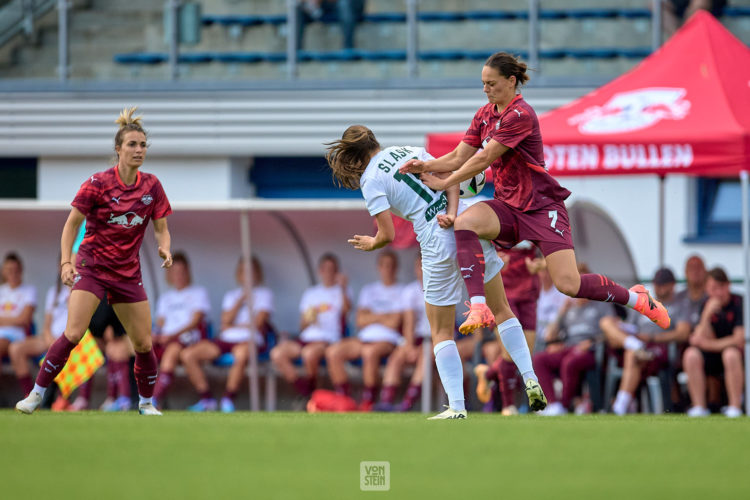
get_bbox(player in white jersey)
[9,265,67,399]
[181,257,274,412]
[326,125,546,418]
[151,252,211,407]
[376,253,433,411]
[271,253,352,397]
[0,253,36,359]
[325,250,404,411]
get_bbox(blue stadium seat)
[213,52,264,64]
[566,8,619,19]
[419,50,464,61]
[354,49,406,61]
[363,12,406,23]
[300,49,361,62]
[617,8,652,19]
[723,6,750,17]
[113,53,168,65]
[260,14,287,25]
[418,11,465,22]
[463,10,522,21]
[564,48,619,59]
[617,47,652,58]
[202,15,263,27]
[539,49,566,59]
[178,53,214,64]
[538,10,568,20]
[263,52,287,63]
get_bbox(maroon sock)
[454,229,486,298]
[334,383,350,396]
[402,384,421,405]
[199,390,213,400]
[575,273,629,305]
[153,371,173,400]
[379,385,397,404]
[293,376,314,396]
[79,378,93,401]
[486,356,503,381]
[115,361,131,398]
[106,362,118,399]
[18,375,33,396]
[361,386,376,404]
[499,359,519,408]
[35,335,77,388]
[133,350,158,399]
[224,391,237,401]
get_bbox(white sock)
[626,291,639,308]
[139,396,153,406]
[623,336,645,351]
[497,318,536,382]
[469,296,486,305]
[32,383,46,397]
[433,340,465,411]
[612,390,632,415]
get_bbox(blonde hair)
[325,125,380,190]
[114,106,147,157]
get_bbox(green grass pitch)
[1,411,748,500]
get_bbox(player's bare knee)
[683,347,701,367]
[721,347,741,365]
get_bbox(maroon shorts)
[508,298,538,331]
[483,199,574,257]
[643,343,670,377]
[73,272,147,304]
[153,339,190,361]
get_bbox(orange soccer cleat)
[459,301,495,335]
[630,284,671,329]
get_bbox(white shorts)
[419,226,503,307]
[0,326,26,343]
[357,324,402,345]
[299,325,339,344]
[219,326,265,347]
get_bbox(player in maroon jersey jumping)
[16,107,173,416]
[400,52,670,336]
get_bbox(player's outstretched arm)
[348,210,395,251]
[60,208,85,286]
[400,142,477,175]
[153,217,173,268]
[422,139,509,192]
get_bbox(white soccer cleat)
[722,406,742,418]
[427,406,467,420]
[138,402,163,416]
[15,392,43,414]
[686,406,710,417]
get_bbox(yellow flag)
[40,331,105,398]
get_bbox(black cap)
[653,267,676,285]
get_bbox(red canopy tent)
[427,11,749,177]
[425,11,750,412]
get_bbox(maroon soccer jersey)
[462,95,571,211]
[72,166,172,281]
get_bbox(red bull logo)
[107,212,145,228]
[568,87,690,134]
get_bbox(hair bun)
[115,106,143,128]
